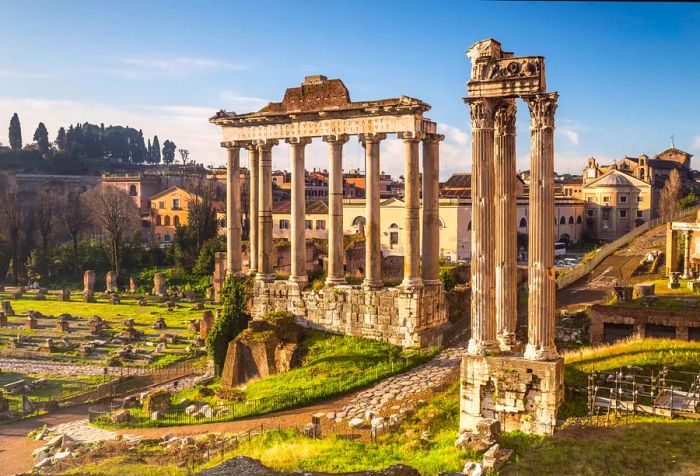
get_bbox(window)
[390,231,399,246]
[128,184,137,196]
[159,201,165,209]
[164,234,171,243]
[602,209,611,220]
[619,210,627,218]
[174,216,180,226]
[172,198,180,210]
[577,216,582,224]
[280,219,290,229]
[164,216,171,226]
[305,220,313,230]
[569,216,574,225]
[559,216,566,225]
[637,196,643,203]
[316,220,325,230]
[620,196,627,203]
[519,218,527,228]
[587,197,594,203]
[636,211,643,218]
[467,221,472,231]
[603,196,610,203]
[352,216,366,226]
[156,234,162,242]
[587,210,594,217]
[156,215,162,226]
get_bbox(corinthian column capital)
[254,138,279,151]
[494,100,517,136]
[525,92,558,129]
[466,97,497,129]
[397,131,424,142]
[286,137,312,147]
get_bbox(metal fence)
[90,348,437,428]
[557,205,699,290]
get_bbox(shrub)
[206,276,251,372]
[214,387,245,402]
[439,267,456,292]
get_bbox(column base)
[422,279,443,287]
[325,276,347,286]
[523,343,559,361]
[467,338,500,356]
[255,273,275,283]
[400,277,423,290]
[363,278,384,289]
[497,333,521,353]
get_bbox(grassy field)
[0,371,113,404]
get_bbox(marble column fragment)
[256,139,277,282]
[324,134,350,285]
[248,143,259,275]
[361,133,386,288]
[421,134,443,285]
[400,132,422,289]
[524,93,559,361]
[287,137,312,284]
[225,143,243,276]
[494,101,518,351]
[466,98,499,355]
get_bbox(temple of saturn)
[210,75,448,347]
[459,39,564,435]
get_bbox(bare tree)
[187,181,219,252]
[35,187,55,268]
[659,169,682,220]
[85,185,139,277]
[59,187,89,271]
[178,148,190,166]
[0,188,25,282]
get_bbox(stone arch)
[439,217,446,229]
[156,215,162,226]
[352,216,366,227]
[128,184,137,196]
[174,216,180,227]
[559,216,566,225]
[164,216,171,226]
[577,215,582,224]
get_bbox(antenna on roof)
[670,134,676,148]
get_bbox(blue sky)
[1,0,698,178]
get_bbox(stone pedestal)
[56,316,70,332]
[460,354,564,436]
[106,271,118,293]
[129,277,137,293]
[1,300,14,316]
[83,291,96,303]
[0,312,7,327]
[84,270,95,294]
[200,310,215,339]
[25,316,37,330]
[154,273,166,296]
[59,288,71,302]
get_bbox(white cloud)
[0,69,54,80]
[693,136,700,150]
[557,127,580,146]
[217,91,270,112]
[102,55,250,79]
[0,96,223,165]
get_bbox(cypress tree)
[9,113,22,150]
[55,127,67,151]
[33,122,50,154]
[152,135,161,163]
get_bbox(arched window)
[576,215,582,224]
[352,216,366,227]
[559,217,566,225]
[389,223,399,247]
[164,216,171,226]
[519,217,527,228]
[156,215,162,226]
[438,217,446,229]
[128,184,137,196]
[467,221,472,231]
[174,216,180,226]
[568,216,574,225]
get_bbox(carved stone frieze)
[466,98,497,129]
[525,93,558,129]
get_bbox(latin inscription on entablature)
[222,115,436,141]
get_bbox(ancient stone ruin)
[153,273,166,297]
[105,271,118,293]
[459,39,564,436]
[211,75,447,347]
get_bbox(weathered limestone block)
[83,270,95,293]
[633,283,655,299]
[106,271,118,293]
[200,310,215,339]
[58,288,71,302]
[153,273,166,296]
[1,300,14,316]
[129,277,137,293]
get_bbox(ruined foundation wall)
[252,280,448,348]
[590,304,700,343]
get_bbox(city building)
[149,186,195,243]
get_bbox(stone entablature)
[589,304,700,343]
[252,281,447,348]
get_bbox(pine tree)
[9,113,22,150]
[33,122,50,154]
[152,135,161,163]
[55,127,67,151]
[162,139,176,164]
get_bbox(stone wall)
[252,281,448,348]
[589,304,700,343]
[460,355,564,436]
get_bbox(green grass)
[61,457,184,476]
[0,371,114,404]
[500,417,700,476]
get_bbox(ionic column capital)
[465,97,497,129]
[524,92,558,129]
[359,133,387,145]
[253,139,279,151]
[221,141,252,150]
[285,137,312,147]
[422,133,445,144]
[494,100,517,136]
[322,134,350,145]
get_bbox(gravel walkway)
[336,344,466,420]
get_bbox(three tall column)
[524,93,559,361]
[288,137,312,284]
[361,133,386,288]
[324,135,349,285]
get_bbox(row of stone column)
[466,93,559,361]
[224,133,443,289]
